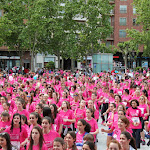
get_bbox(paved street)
[97,116,150,150]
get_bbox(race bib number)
[132,117,140,123]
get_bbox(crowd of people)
[0,69,149,150]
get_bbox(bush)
[45,61,55,70]
[135,66,143,71]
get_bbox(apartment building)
[108,0,148,69]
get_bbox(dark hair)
[1,112,10,121]
[83,141,96,150]
[42,116,52,124]
[21,115,28,125]
[124,89,129,95]
[50,104,58,123]
[109,89,114,94]
[30,112,42,125]
[142,89,148,98]
[17,98,26,109]
[11,113,21,132]
[121,131,137,150]
[28,126,44,150]
[43,107,53,122]
[66,131,77,150]
[110,103,116,108]
[3,102,10,108]
[53,137,65,148]
[0,132,13,150]
[114,94,122,102]
[118,116,130,128]
[78,119,91,133]
[130,99,139,106]
[83,134,94,142]
[86,108,94,117]
[36,103,43,110]
[108,139,121,150]
[1,96,8,102]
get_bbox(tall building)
[108,0,147,69]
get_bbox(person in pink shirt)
[85,108,99,141]
[50,104,63,135]
[42,116,60,150]
[26,93,36,113]
[87,100,99,122]
[28,112,42,138]
[0,112,11,133]
[35,103,43,118]
[21,115,29,135]
[14,99,29,120]
[58,92,69,107]
[104,103,117,146]
[120,131,137,150]
[27,126,48,150]
[5,113,28,150]
[70,92,80,112]
[121,89,132,108]
[114,95,124,108]
[74,100,86,129]
[0,85,6,97]
[0,132,17,150]
[53,137,65,150]
[126,99,142,148]
[6,93,15,112]
[132,89,141,101]
[65,131,77,150]
[59,101,75,137]
[138,95,149,145]
[76,119,91,150]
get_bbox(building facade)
[108,0,148,69]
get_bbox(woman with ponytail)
[65,131,77,150]
[120,131,137,150]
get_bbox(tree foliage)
[127,0,150,57]
[117,41,139,71]
[0,0,114,70]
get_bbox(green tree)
[75,0,114,69]
[0,0,28,72]
[117,41,139,71]
[127,0,150,57]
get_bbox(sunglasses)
[27,96,31,98]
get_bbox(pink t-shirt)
[27,143,48,150]
[13,109,29,120]
[0,121,11,131]
[74,108,86,128]
[52,114,62,132]
[85,118,98,140]
[126,107,142,129]
[5,126,28,149]
[43,130,60,150]
[138,104,148,120]
[59,109,75,126]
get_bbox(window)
[37,63,42,68]
[120,18,127,26]
[119,30,126,38]
[106,41,114,47]
[120,5,127,13]
[133,7,136,14]
[133,18,138,26]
